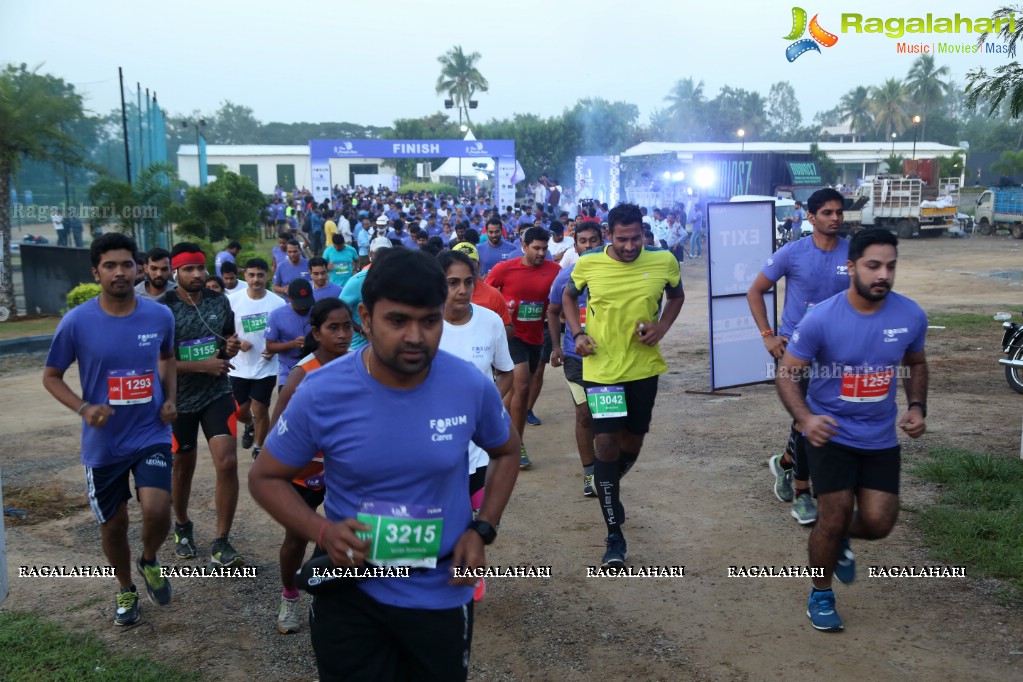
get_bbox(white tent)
[430,130,523,183]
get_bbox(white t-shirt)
[439,304,514,472]
[560,247,580,269]
[223,280,248,295]
[548,237,572,259]
[228,289,286,379]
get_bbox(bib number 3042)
[356,501,443,568]
[586,385,627,419]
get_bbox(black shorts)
[230,375,277,407]
[310,587,473,682]
[172,393,237,453]
[582,376,659,436]
[540,326,553,364]
[508,337,541,374]
[85,444,172,524]
[562,356,587,406]
[806,440,901,495]
[292,481,325,510]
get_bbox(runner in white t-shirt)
[227,258,286,457]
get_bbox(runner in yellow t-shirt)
[563,203,684,569]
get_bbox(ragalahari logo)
[784,7,839,61]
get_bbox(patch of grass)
[0,611,199,681]
[2,485,89,526]
[926,311,1010,334]
[911,447,1023,595]
[0,316,59,341]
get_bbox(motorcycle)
[998,311,1023,393]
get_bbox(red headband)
[171,252,206,270]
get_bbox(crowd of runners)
[42,183,927,679]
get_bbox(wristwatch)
[908,401,927,418]
[468,519,497,545]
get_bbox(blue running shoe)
[835,537,856,584]
[601,533,628,568]
[526,410,542,426]
[807,588,843,632]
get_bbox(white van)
[729,195,808,237]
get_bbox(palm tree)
[870,78,912,140]
[905,55,951,140]
[435,46,488,128]
[663,77,705,141]
[0,63,85,316]
[837,86,873,140]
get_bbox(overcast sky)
[0,0,1013,134]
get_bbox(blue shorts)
[85,444,173,524]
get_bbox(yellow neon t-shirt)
[570,246,681,383]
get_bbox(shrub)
[397,182,458,196]
[66,283,101,311]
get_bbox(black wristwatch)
[908,401,927,418]
[468,519,497,545]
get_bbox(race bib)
[517,301,544,322]
[107,370,154,405]
[241,313,268,334]
[178,336,217,362]
[579,306,587,330]
[356,501,443,568]
[840,366,895,402]
[586,385,627,419]
[335,262,351,275]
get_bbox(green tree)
[809,142,839,183]
[87,163,178,250]
[0,63,87,315]
[564,98,640,155]
[479,114,578,182]
[167,170,264,243]
[206,101,262,144]
[765,81,802,140]
[662,77,706,141]
[838,86,874,140]
[905,54,951,140]
[435,46,488,128]
[990,149,1023,176]
[870,78,911,139]
[966,6,1023,120]
[702,86,767,141]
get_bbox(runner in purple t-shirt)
[777,228,928,633]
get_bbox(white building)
[176,144,396,194]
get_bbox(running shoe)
[835,537,856,584]
[277,595,302,634]
[519,443,532,470]
[768,454,794,503]
[241,423,255,449]
[473,578,487,603]
[790,492,818,525]
[806,588,843,632]
[114,586,140,626]
[601,532,628,568]
[583,474,596,497]
[251,445,261,460]
[526,410,542,426]
[136,556,172,606]
[210,538,245,568]
[174,521,198,559]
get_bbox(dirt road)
[2,235,1022,681]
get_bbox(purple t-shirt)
[787,291,927,449]
[761,237,850,339]
[45,298,175,466]
[273,258,310,290]
[549,262,586,360]
[263,349,511,610]
[477,239,519,276]
[265,304,312,385]
[214,250,235,277]
[311,282,342,301]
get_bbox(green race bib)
[356,501,443,568]
[517,301,544,322]
[241,312,268,334]
[178,336,217,362]
[586,385,627,419]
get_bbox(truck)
[842,175,959,238]
[974,187,1023,239]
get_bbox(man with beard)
[135,248,172,300]
[44,233,177,626]
[776,229,928,632]
[477,216,518,276]
[273,240,310,297]
[249,248,520,681]
[160,242,244,568]
[562,203,684,568]
[747,188,851,525]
